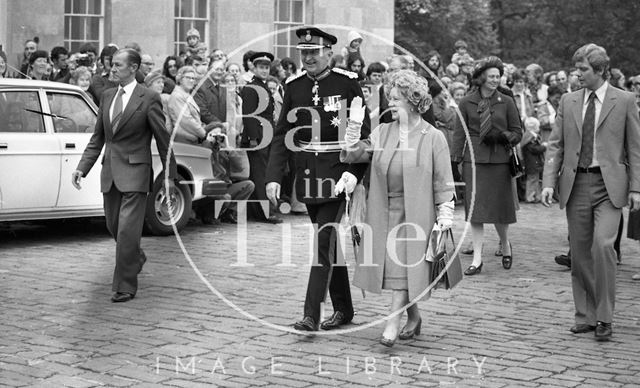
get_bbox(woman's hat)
[144,70,164,87]
[471,56,504,80]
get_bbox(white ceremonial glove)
[343,96,365,149]
[436,200,455,231]
[266,182,281,207]
[334,172,358,196]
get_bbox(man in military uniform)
[266,26,370,331]
[241,51,282,223]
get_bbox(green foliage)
[396,0,640,75]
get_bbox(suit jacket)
[77,84,177,193]
[451,89,523,164]
[194,78,227,125]
[542,85,640,209]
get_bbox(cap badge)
[305,31,312,42]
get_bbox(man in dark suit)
[241,51,282,224]
[194,59,227,125]
[266,27,370,331]
[542,43,640,341]
[72,48,176,303]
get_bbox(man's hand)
[266,182,281,207]
[628,192,640,211]
[541,187,554,207]
[71,170,84,190]
[334,172,357,196]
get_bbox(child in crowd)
[450,40,474,75]
[521,117,547,203]
[341,31,363,60]
[185,28,207,58]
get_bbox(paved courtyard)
[1,203,640,387]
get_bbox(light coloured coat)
[341,120,455,300]
[543,84,640,209]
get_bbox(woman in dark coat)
[451,56,523,275]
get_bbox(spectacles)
[143,62,155,66]
[183,75,196,80]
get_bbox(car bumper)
[201,179,231,197]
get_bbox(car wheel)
[144,174,192,236]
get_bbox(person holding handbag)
[338,69,455,347]
[451,56,523,276]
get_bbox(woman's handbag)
[509,146,525,178]
[426,227,463,290]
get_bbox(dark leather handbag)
[509,146,525,178]
[427,228,463,290]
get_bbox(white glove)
[436,200,455,230]
[343,96,365,149]
[266,182,281,207]
[334,172,357,196]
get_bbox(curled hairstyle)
[70,66,91,84]
[572,43,610,80]
[175,65,196,84]
[385,70,432,114]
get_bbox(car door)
[0,89,61,215]
[45,90,102,209]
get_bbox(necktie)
[111,88,125,133]
[478,97,492,140]
[578,92,596,168]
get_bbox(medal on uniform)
[323,95,342,112]
[312,82,320,105]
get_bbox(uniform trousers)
[304,200,354,323]
[566,171,619,325]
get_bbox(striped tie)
[478,97,492,139]
[111,88,125,133]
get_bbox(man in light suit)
[542,44,640,341]
[72,48,176,303]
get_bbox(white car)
[0,79,228,235]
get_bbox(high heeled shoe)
[399,318,422,340]
[464,262,483,276]
[380,334,397,347]
[502,242,513,270]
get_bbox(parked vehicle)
[0,79,228,235]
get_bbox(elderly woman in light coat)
[168,65,208,144]
[337,70,455,347]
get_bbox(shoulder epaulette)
[285,71,307,84]
[331,68,358,79]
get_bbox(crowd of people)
[2,28,640,343]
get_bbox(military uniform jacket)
[240,76,275,145]
[266,67,371,204]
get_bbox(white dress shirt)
[109,79,137,122]
[582,81,608,167]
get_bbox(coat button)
[576,152,580,156]
[315,152,318,156]
[573,168,576,172]
[304,169,310,175]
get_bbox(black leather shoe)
[570,323,596,333]
[265,215,283,224]
[220,212,238,224]
[502,242,512,270]
[111,292,135,303]
[399,317,422,340]
[464,262,483,276]
[595,322,612,341]
[320,311,351,330]
[495,241,503,256]
[293,316,317,331]
[555,254,571,268]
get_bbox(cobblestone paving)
[1,203,640,387]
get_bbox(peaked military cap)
[296,26,338,49]
[250,51,274,64]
